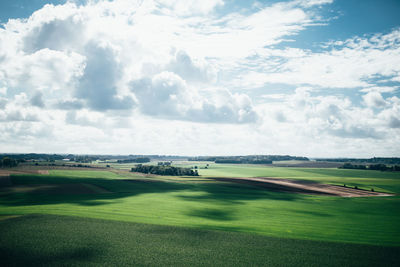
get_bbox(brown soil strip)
[2,165,107,173]
[38,170,49,175]
[211,177,394,197]
[0,169,32,175]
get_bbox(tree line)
[0,157,19,168]
[131,164,199,176]
[340,163,400,171]
[214,159,273,164]
[189,155,309,164]
[117,157,150,163]
[319,157,400,165]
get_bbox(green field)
[1,214,399,267]
[1,165,400,266]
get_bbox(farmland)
[1,163,400,266]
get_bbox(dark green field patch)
[0,214,399,267]
[0,175,12,186]
[0,183,110,195]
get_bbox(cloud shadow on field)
[0,173,304,208]
[0,246,101,266]
[186,208,236,221]
[0,174,191,207]
[176,179,303,205]
[288,209,333,217]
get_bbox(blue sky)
[0,0,399,157]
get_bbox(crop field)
[1,214,399,267]
[1,164,400,266]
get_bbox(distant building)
[157,161,172,166]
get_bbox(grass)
[1,214,399,267]
[1,168,399,246]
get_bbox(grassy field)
[0,165,399,265]
[1,214,399,267]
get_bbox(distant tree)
[118,157,151,164]
[1,157,18,168]
[131,165,199,176]
[340,163,367,170]
[368,164,388,171]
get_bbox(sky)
[0,0,399,157]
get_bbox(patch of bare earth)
[211,177,394,197]
[0,168,51,176]
[8,165,107,172]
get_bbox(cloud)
[22,8,86,53]
[389,117,400,128]
[0,48,85,92]
[0,93,41,122]
[130,71,257,123]
[30,91,45,108]
[257,88,390,140]
[360,86,398,93]
[1,0,275,121]
[184,2,311,60]
[75,42,135,111]
[55,99,84,110]
[235,29,400,89]
[295,0,334,7]
[156,0,224,15]
[274,110,287,122]
[377,97,400,129]
[0,87,7,95]
[167,50,217,83]
[0,110,38,122]
[0,97,7,109]
[363,92,387,108]
[65,110,103,127]
[188,89,257,123]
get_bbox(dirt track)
[211,177,394,197]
